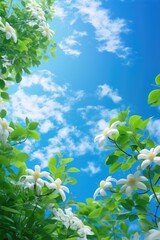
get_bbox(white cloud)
[54,4,68,19]
[81,161,101,175]
[74,0,131,58]
[20,70,67,96]
[40,120,54,133]
[7,71,123,168]
[59,30,87,56]
[78,105,119,120]
[147,119,160,142]
[97,84,122,103]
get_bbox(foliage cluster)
[0,1,160,240]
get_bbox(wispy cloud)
[7,71,96,167]
[54,4,68,19]
[81,161,101,175]
[97,84,122,103]
[59,30,87,56]
[147,119,160,143]
[74,0,131,58]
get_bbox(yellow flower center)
[32,172,41,179]
[5,25,12,33]
[1,121,8,129]
[100,181,105,188]
[147,153,155,160]
[128,176,136,186]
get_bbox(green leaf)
[129,115,141,128]
[118,109,129,121]
[16,73,22,83]
[43,55,49,62]
[120,222,128,233]
[28,130,40,140]
[61,158,74,165]
[67,167,80,172]
[28,122,39,130]
[106,155,118,165]
[1,67,6,74]
[1,91,9,100]
[0,109,7,118]
[121,200,133,211]
[0,79,5,89]
[16,152,29,161]
[129,214,138,222]
[109,162,121,173]
[155,73,160,85]
[148,89,160,106]
[67,177,77,184]
[117,213,130,220]
[25,117,30,126]
[0,206,20,214]
[48,157,57,175]
[88,208,101,218]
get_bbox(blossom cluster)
[52,207,94,239]
[94,120,160,238]
[26,0,54,39]
[18,165,69,201]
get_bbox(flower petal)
[35,165,40,172]
[125,186,133,196]
[137,153,148,160]
[136,181,147,190]
[154,157,160,165]
[107,129,119,137]
[117,179,127,184]
[93,188,100,199]
[100,189,106,196]
[154,145,160,155]
[59,189,66,201]
[94,134,102,142]
[141,159,151,169]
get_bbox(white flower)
[0,20,17,43]
[19,165,53,192]
[137,146,160,169]
[0,118,14,143]
[145,222,160,240]
[26,164,51,181]
[40,22,54,39]
[2,55,14,68]
[47,178,69,201]
[117,171,147,196]
[94,121,120,146]
[132,232,140,240]
[26,0,41,9]
[65,208,81,230]
[31,8,46,21]
[93,176,116,199]
[52,207,93,238]
[52,208,70,228]
[149,193,160,202]
[77,222,94,239]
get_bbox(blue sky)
[7,0,160,202]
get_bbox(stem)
[148,167,160,205]
[108,138,132,157]
[34,183,55,197]
[154,205,159,226]
[11,138,27,146]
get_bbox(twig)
[11,138,27,146]
[108,137,132,157]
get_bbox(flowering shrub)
[0,1,160,240]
